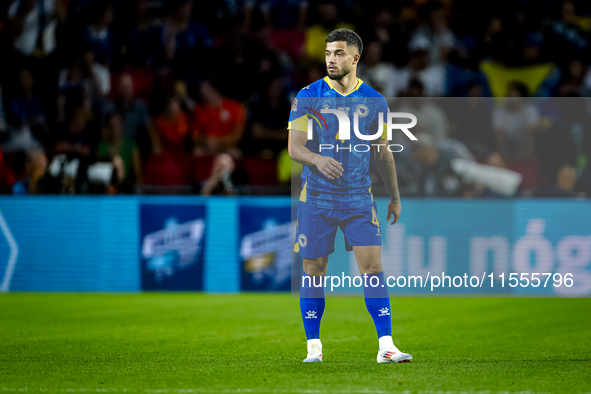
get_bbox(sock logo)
[305,310,317,319]
[378,307,390,317]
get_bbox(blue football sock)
[363,272,392,338]
[300,273,325,340]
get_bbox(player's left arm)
[373,141,401,225]
[372,97,401,224]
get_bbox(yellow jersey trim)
[299,178,307,202]
[380,122,388,139]
[287,115,308,132]
[323,76,364,97]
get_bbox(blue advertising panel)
[0,197,139,292]
[239,201,292,291]
[511,200,591,295]
[0,197,589,295]
[139,204,206,290]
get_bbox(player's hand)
[386,199,401,225]
[314,156,343,180]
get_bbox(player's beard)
[327,67,350,81]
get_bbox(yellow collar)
[324,76,363,96]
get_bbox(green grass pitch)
[1,294,590,394]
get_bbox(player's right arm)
[287,89,343,180]
[288,130,343,180]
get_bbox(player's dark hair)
[325,29,364,56]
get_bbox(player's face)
[325,41,358,81]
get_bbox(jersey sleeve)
[288,88,312,133]
[377,96,390,140]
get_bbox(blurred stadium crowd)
[1,0,591,197]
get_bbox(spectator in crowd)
[9,69,49,145]
[7,0,66,59]
[400,79,448,143]
[172,80,196,114]
[210,0,258,34]
[546,0,589,69]
[409,0,457,65]
[535,164,578,197]
[392,36,446,97]
[479,16,505,63]
[54,106,95,160]
[411,132,465,197]
[58,48,110,100]
[121,0,163,69]
[12,149,47,194]
[80,2,114,65]
[193,81,245,159]
[0,84,7,141]
[80,48,111,97]
[242,76,290,157]
[103,73,157,157]
[200,153,236,196]
[485,151,507,169]
[1,72,44,153]
[262,0,308,59]
[447,83,495,161]
[300,59,325,87]
[357,41,397,97]
[558,58,591,96]
[153,96,191,157]
[360,6,409,67]
[305,2,354,62]
[492,81,540,161]
[535,93,582,184]
[56,57,92,124]
[158,0,213,74]
[97,112,142,193]
[3,0,591,197]
[0,152,16,194]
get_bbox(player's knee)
[303,258,328,276]
[359,260,383,275]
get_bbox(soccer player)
[288,29,413,364]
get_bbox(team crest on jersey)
[323,104,330,110]
[292,98,298,111]
[298,234,307,247]
[355,104,369,117]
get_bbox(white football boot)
[303,339,323,363]
[376,336,412,363]
[377,347,413,363]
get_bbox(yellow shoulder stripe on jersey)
[323,77,364,97]
[287,115,308,132]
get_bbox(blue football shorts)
[295,201,382,259]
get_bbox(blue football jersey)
[288,77,389,209]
